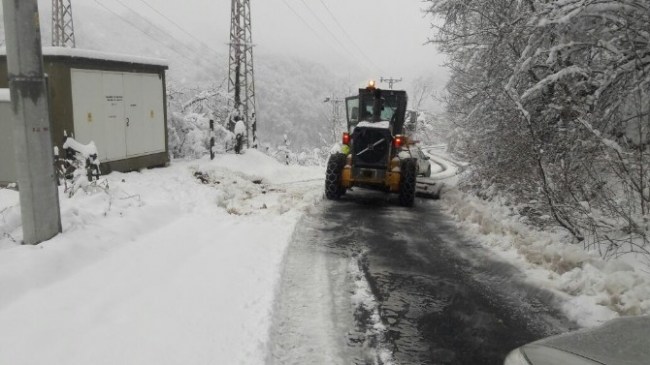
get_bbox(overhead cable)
[295,0,366,68]
[134,0,223,56]
[111,0,206,57]
[278,0,358,67]
[316,0,382,73]
[92,0,199,65]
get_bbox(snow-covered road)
[1,147,648,364]
[268,189,574,364]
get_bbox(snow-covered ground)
[0,150,323,365]
[2,146,648,364]
[430,150,650,328]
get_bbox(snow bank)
[0,151,324,365]
[441,188,650,327]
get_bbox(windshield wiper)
[356,138,386,156]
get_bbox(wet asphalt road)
[269,190,575,365]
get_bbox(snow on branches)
[426,0,649,256]
[57,136,106,198]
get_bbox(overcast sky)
[2,0,448,92]
[82,0,448,87]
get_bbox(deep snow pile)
[0,150,323,365]
[437,159,650,328]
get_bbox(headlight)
[504,349,530,365]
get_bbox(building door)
[123,74,147,157]
[71,69,109,161]
[140,73,166,154]
[101,72,127,161]
[72,69,165,162]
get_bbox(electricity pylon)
[52,0,76,48]
[228,0,257,148]
[380,77,402,90]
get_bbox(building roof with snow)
[0,47,168,69]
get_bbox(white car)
[410,146,431,177]
[504,316,650,365]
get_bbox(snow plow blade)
[416,179,442,199]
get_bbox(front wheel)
[398,159,417,207]
[325,153,346,200]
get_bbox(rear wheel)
[399,159,417,207]
[325,153,346,200]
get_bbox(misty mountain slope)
[0,2,224,85]
[65,2,226,86]
[256,54,353,149]
[0,1,354,149]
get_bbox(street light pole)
[2,0,62,245]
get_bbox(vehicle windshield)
[360,94,398,122]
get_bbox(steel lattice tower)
[228,0,257,148]
[52,0,76,47]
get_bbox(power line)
[316,0,382,73]
[91,0,196,64]
[295,0,366,68]
[111,0,207,58]
[92,0,216,74]
[133,0,223,56]
[278,0,354,65]
[108,0,229,76]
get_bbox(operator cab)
[345,82,408,134]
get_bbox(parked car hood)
[531,316,650,365]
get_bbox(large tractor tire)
[398,158,417,207]
[325,153,346,200]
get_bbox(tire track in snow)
[267,209,398,365]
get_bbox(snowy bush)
[167,85,235,159]
[260,142,328,167]
[57,136,107,198]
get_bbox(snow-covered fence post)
[209,119,215,160]
[234,118,246,154]
[284,134,290,165]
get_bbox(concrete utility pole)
[2,0,62,245]
[380,77,403,90]
[228,0,258,148]
[324,96,343,142]
[51,0,76,48]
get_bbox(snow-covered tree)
[427,0,649,256]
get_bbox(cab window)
[346,97,359,127]
[360,94,398,122]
